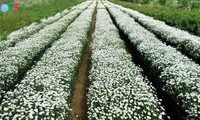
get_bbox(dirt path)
[68,5,97,120]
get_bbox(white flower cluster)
[107,1,200,63]
[0,1,92,52]
[0,22,44,51]
[105,3,200,119]
[0,3,91,100]
[160,64,200,119]
[0,2,96,119]
[87,7,165,120]
[40,12,67,25]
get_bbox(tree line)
[121,0,200,10]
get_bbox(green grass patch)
[0,0,84,39]
[109,0,200,36]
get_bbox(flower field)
[0,0,199,119]
[87,5,165,119]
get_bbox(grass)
[109,0,200,36]
[0,0,84,39]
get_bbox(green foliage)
[121,0,150,4]
[0,32,8,40]
[109,0,200,36]
[121,0,200,9]
[159,0,166,5]
[178,0,191,9]
[0,0,84,39]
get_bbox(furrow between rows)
[68,1,97,119]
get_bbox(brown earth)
[68,4,97,120]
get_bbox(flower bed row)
[105,3,200,119]
[40,1,89,24]
[0,22,44,51]
[0,2,92,100]
[0,1,92,51]
[0,2,96,119]
[107,1,200,63]
[87,6,165,120]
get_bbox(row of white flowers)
[41,1,91,24]
[0,2,92,100]
[0,1,92,51]
[107,1,200,63]
[87,6,165,120]
[0,22,44,51]
[0,1,96,119]
[105,3,200,119]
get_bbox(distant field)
[13,0,50,7]
[0,0,84,40]
[120,0,200,10]
[0,0,48,4]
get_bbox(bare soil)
[68,5,97,120]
